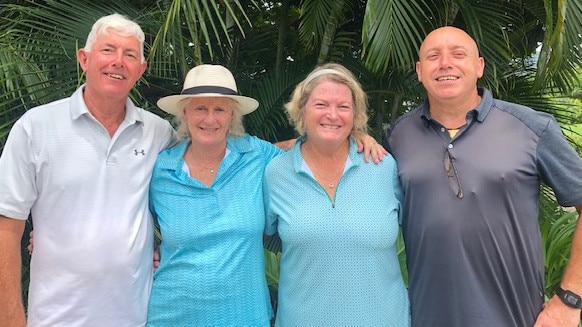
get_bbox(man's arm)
[273,139,296,151]
[534,205,582,327]
[273,135,387,163]
[356,134,387,164]
[0,215,26,327]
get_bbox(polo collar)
[69,84,144,124]
[420,87,494,126]
[291,135,360,174]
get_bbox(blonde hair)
[285,63,368,137]
[174,98,245,141]
[84,13,145,63]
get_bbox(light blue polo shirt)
[147,135,282,327]
[264,137,410,327]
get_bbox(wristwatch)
[556,286,582,309]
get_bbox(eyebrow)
[421,44,470,57]
[101,42,140,53]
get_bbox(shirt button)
[440,127,446,133]
[448,144,453,149]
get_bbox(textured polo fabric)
[383,87,582,326]
[264,137,410,327]
[147,135,282,327]
[0,85,175,327]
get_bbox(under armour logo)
[134,149,146,156]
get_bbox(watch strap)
[556,286,582,309]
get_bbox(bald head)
[419,26,480,59]
[415,26,484,111]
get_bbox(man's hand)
[153,247,160,272]
[274,139,296,151]
[534,295,581,327]
[356,134,387,164]
[28,230,34,255]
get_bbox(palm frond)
[540,203,577,298]
[297,0,342,51]
[362,0,433,73]
[244,63,310,141]
[147,0,258,78]
[534,0,582,92]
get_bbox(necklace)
[311,165,338,188]
[195,161,220,174]
[445,123,466,131]
[303,152,344,189]
[185,148,223,175]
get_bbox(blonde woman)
[264,63,410,326]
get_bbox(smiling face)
[77,29,147,102]
[183,97,234,148]
[304,80,354,147]
[416,27,484,104]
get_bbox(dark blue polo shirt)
[383,87,582,326]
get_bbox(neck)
[429,93,481,130]
[186,141,227,165]
[83,89,126,126]
[301,138,349,162]
[301,139,348,193]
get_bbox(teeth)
[107,73,125,80]
[321,124,340,129]
[437,76,457,81]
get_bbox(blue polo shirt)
[264,137,410,326]
[147,135,282,327]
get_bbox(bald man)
[383,26,582,327]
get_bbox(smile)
[106,73,125,80]
[200,127,220,132]
[437,76,458,81]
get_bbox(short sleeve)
[0,118,37,220]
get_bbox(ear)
[476,57,485,78]
[77,48,89,72]
[138,61,147,78]
[415,61,422,82]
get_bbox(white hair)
[84,13,145,63]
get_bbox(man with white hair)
[0,14,174,326]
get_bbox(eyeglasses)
[444,148,464,199]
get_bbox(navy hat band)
[182,85,239,96]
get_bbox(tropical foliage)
[1,0,581,317]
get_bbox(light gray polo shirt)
[0,85,175,326]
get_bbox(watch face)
[565,294,581,306]
[558,287,582,309]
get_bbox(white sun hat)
[157,64,259,116]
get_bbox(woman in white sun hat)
[146,64,384,326]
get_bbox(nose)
[203,110,218,122]
[111,49,125,67]
[326,106,339,119]
[202,112,213,122]
[439,53,452,68]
